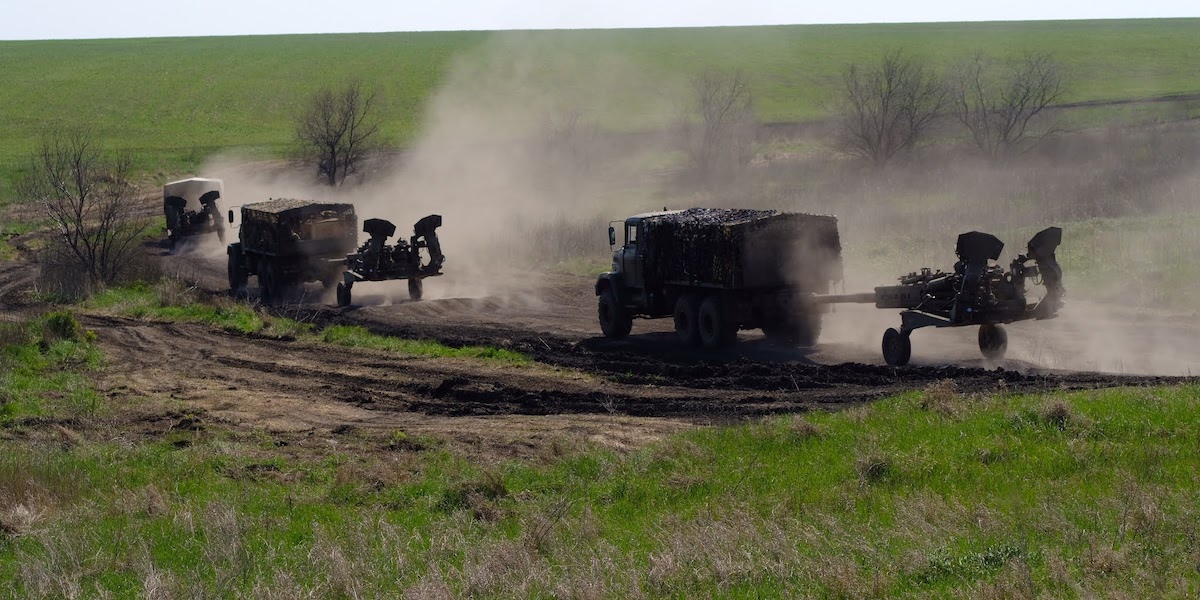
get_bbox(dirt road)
[1,243,1192,455]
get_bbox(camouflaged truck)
[226,199,357,303]
[595,208,843,349]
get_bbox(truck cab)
[600,210,682,306]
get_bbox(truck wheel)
[794,311,822,347]
[408,278,423,301]
[598,288,632,339]
[673,294,702,347]
[882,328,911,367]
[227,251,246,292]
[258,259,278,303]
[336,282,352,307]
[978,324,1008,361]
[698,295,736,348]
[762,312,820,347]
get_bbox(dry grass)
[920,379,963,417]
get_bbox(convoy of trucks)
[166,177,1061,365]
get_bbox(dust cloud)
[201,33,679,303]
[194,33,1200,376]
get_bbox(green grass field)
[1,19,1198,200]
[2,310,1197,596]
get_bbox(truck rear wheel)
[598,288,632,339]
[336,282,352,307]
[227,251,246,292]
[258,259,278,303]
[762,311,821,347]
[408,278,423,301]
[673,294,702,347]
[698,295,736,349]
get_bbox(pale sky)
[2,0,1196,41]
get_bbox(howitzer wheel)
[882,328,912,367]
[673,294,702,347]
[408,278,423,301]
[598,288,632,339]
[336,282,352,307]
[698,295,736,349]
[978,324,1008,361]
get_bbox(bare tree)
[835,50,946,165]
[17,130,151,297]
[295,80,382,186]
[949,51,1065,158]
[679,68,758,179]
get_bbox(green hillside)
[0,19,1198,199]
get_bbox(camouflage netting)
[642,208,842,291]
[240,199,357,257]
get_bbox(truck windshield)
[625,223,638,246]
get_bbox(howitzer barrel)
[812,292,877,304]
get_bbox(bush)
[41,310,83,346]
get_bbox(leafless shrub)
[948,51,1066,159]
[834,50,946,165]
[678,68,758,181]
[18,130,152,299]
[295,79,382,186]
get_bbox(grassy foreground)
[1,305,1198,596]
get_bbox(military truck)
[225,199,357,302]
[595,208,843,348]
[163,177,225,250]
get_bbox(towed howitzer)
[164,177,226,251]
[336,215,445,307]
[817,227,1064,366]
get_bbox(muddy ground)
[2,236,1195,458]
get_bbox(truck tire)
[673,294,702,347]
[227,251,246,292]
[258,258,278,304]
[408,278,423,301]
[598,288,632,339]
[336,282,352,307]
[698,295,736,349]
[761,311,822,347]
